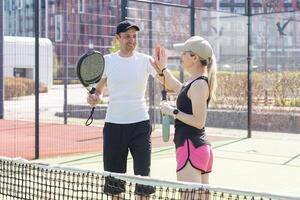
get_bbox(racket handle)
[86,87,97,126]
[85,107,95,126]
[161,90,167,101]
[161,90,169,142]
[162,115,170,142]
[90,87,96,94]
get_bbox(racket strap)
[161,73,167,101]
[85,107,95,126]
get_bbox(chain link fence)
[0,0,299,159]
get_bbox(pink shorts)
[176,139,213,173]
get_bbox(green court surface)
[41,128,300,197]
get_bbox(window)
[221,36,231,46]
[236,21,246,32]
[258,22,265,33]
[254,7,264,14]
[286,37,293,47]
[55,15,62,42]
[284,0,292,3]
[165,7,171,17]
[237,37,246,46]
[51,4,55,14]
[78,0,84,13]
[201,22,209,32]
[165,21,171,32]
[14,68,26,78]
[17,0,23,10]
[234,7,245,14]
[296,35,300,46]
[8,0,13,11]
[220,7,231,13]
[110,0,115,5]
[234,0,245,3]
[222,21,231,30]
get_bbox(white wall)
[3,36,53,89]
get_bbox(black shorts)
[103,120,153,195]
[103,120,152,175]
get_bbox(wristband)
[158,67,167,76]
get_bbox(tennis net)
[0,157,299,200]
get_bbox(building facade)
[4,0,47,37]
[3,0,300,80]
[46,0,121,78]
[198,0,300,71]
[4,0,122,80]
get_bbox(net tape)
[0,157,299,200]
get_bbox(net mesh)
[0,157,299,200]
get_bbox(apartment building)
[199,0,300,71]
[2,0,299,78]
[3,0,121,79]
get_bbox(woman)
[151,36,217,188]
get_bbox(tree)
[53,52,60,79]
[109,37,120,53]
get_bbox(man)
[87,20,156,198]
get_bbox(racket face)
[77,50,105,87]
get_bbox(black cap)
[116,20,140,34]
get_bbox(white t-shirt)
[103,51,157,123]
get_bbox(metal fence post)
[121,0,128,21]
[35,0,40,159]
[0,0,3,119]
[190,0,195,36]
[63,1,68,124]
[246,0,252,138]
[148,2,155,127]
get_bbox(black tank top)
[174,76,210,148]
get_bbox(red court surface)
[0,119,231,160]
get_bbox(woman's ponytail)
[207,54,217,101]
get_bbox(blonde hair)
[207,54,217,101]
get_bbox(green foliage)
[4,77,34,100]
[215,72,247,108]
[4,77,48,100]
[53,79,80,85]
[53,79,63,85]
[216,71,300,108]
[168,70,300,108]
[109,37,120,53]
[275,97,300,107]
[53,52,60,78]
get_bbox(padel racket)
[156,46,170,142]
[77,50,105,126]
[161,77,170,142]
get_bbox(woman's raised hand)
[155,45,168,71]
[150,45,168,73]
